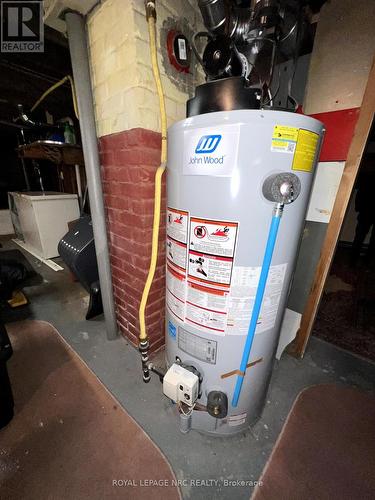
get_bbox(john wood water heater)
[164,107,323,435]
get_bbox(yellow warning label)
[271,125,299,154]
[292,129,320,172]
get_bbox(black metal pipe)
[139,340,151,383]
[148,363,165,383]
[198,0,228,35]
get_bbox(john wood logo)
[1,1,44,52]
[195,135,222,154]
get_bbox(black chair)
[58,216,103,319]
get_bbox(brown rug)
[0,320,180,500]
[313,246,375,362]
[253,384,375,500]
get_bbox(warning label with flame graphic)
[188,217,239,289]
[167,207,189,244]
[189,217,238,258]
[166,211,240,334]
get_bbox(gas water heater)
[164,85,323,434]
[142,0,325,435]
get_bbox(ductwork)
[197,0,283,43]
[194,0,306,102]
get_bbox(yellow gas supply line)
[31,75,79,120]
[139,0,167,382]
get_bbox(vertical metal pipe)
[18,129,31,190]
[65,11,117,340]
[74,164,83,208]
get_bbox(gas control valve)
[163,363,199,407]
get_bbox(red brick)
[102,166,132,183]
[111,255,123,268]
[106,131,131,150]
[121,128,143,147]
[139,148,162,166]
[100,127,167,352]
[150,336,165,353]
[113,149,141,167]
[99,135,112,152]
[103,182,130,197]
[130,198,157,216]
[137,165,159,183]
[138,129,162,150]
[114,295,127,309]
[99,150,114,166]
[127,322,139,337]
[104,194,131,211]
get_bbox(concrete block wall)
[87,0,204,349]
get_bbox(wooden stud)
[288,57,375,358]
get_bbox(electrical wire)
[30,75,79,120]
[255,38,277,107]
[178,402,196,416]
[246,36,275,45]
[280,20,298,43]
[191,31,212,73]
[138,10,167,343]
[267,88,274,107]
[286,13,303,112]
[267,40,277,87]
[262,63,281,107]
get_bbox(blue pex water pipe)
[232,206,283,407]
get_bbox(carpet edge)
[6,319,182,500]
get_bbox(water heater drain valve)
[163,363,199,407]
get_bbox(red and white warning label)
[187,281,228,311]
[166,210,287,339]
[188,250,233,287]
[187,217,238,293]
[189,218,238,257]
[185,302,227,334]
[167,207,189,244]
[185,282,228,335]
[167,236,187,272]
[166,264,186,322]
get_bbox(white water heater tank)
[165,109,324,435]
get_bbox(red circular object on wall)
[167,30,190,74]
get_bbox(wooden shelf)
[18,141,84,166]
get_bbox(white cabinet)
[9,192,80,259]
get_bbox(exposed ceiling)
[43,0,100,33]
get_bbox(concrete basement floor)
[2,237,375,500]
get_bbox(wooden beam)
[288,56,375,358]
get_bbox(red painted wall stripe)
[309,108,360,162]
